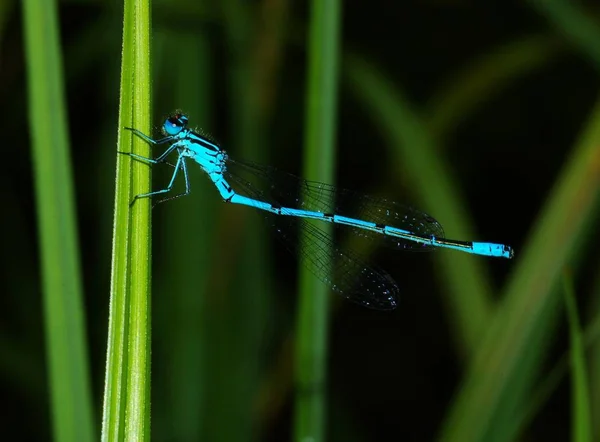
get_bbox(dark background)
[2,1,600,441]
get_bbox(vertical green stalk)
[588,268,600,439]
[126,0,153,438]
[294,0,341,440]
[22,0,94,441]
[563,271,592,442]
[103,0,152,440]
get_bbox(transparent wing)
[277,217,398,310]
[227,158,444,251]
[224,165,399,310]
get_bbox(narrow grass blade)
[22,0,95,440]
[510,269,600,436]
[102,3,135,439]
[563,270,592,442]
[588,266,600,439]
[125,2,153,439]
[439,93,600,442]
[427,34,563,139]
[345,54,496,357]
[528,0,600,69]
[102,0,153,440]
[294,1,341,441]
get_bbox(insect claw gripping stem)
[121,112,514,309]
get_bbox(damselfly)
[122,112,514,310]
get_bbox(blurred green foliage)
[22,0,94,440]
[5,0,600,441]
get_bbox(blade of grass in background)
[563,270,592,442]
[343,33,564,359]
[527,4,600,440]
[345,54,497,358]
[528,0,600,69]
[102,0,153,440]
[506,244,600,437]
[439,94,600,442]
[587,264,600,439]
[294,0,340,440]
[22,0,95,441]
[427,33,564,140]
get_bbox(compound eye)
[163,115,183,135]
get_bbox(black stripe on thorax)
[188,131,221,152]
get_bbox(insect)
[122,112,513,310]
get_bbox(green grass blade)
[588,268,600,439]
[439,93,600,442]
[563,270,592,442]
[125,1,153,438]
[22,0,95,441]
[513,291,600,436]
[102,0,153,440]
[102,2,135,439]
[294,0,340,440]
[345,54,496,357]
[528,0,600,68]
[427,33,563,139]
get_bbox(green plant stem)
[103,0,152,440]
[294,0,340,441]
[563,270,592,442]
[22,0,94,440]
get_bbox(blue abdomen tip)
[472,242,514,259]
